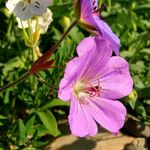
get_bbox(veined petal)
[58,57,82,101]
[80,0,99,32]
[6,0,21,14]
[14,2,33,20]
[94,16,120,55]
[88,97,126,133]
[100,56,133,100]
[77,37,96,57]
[80,37,112,80]
[58,78,73,101]
[69,97,98,137]
[30,0,47,16]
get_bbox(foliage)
[0,0,150,149]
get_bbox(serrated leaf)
[37,110,60,136]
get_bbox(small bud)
[73,0,98,35]
[60,16,71,29]
[128,90,137,101]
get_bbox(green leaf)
[135,101,147,119]
[4,90,9,104]
[0,115,7,120]
[50,3,72,18]
[37,110,60,136]
[140,48,150,54]
[25,115,35,135]
[40,98,70,110]
[18,119,27,143]
[139,87,150,99]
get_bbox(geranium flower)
[74,0,120,55]
[92,0,120,55]
[6,0,53,20]
[58,37,133,137]
[16,8,53,34]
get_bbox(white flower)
[6,0,53,20]
[6,0,21,14]
[17,8,53,34]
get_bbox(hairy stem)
[50,19,77,54]
[0,72,30,93]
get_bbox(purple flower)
[58,37,133,137]
[92,0,120,55]
[74,0,120,55]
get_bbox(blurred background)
[0,0,150,149]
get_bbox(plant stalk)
[0,72,30,93]
[0,20,77,93]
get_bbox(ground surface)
[44,131,136,150]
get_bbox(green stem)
[50,19,77,54]
[0,20,77,93]
[20,19,29,40]
[108,0,111,13]
[0,72,30,93]
[99,0,103,7]
[27,20,33,40]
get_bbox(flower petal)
[80,0,98,28]
[79,37,112,80]
[88,97,126,133]
[94,16,120,55]
[14,2,33,20]
[100,56,133,99]
[58,78,73,101]
[58,57,82,101]
[77,37,96,57]
[6,0,21,14]
[59,37,113,101]
[68,97,98,137]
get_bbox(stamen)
[73,78,101,104]
[88,77,101,97]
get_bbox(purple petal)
[58,57,81,101]
[88,97,126,133]
[77,37,96,57]
[80,37,112,80]
[100,56,133,100]
[94,16,120,55]
[80,0,99,31]
[58,78,72,101]
[68,97,98,137]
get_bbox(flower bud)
[74,0,98,34]
[60,16,71,29]
[127,90,137,101]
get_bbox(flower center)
[73,78,101,104]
